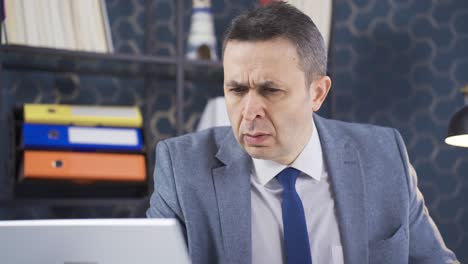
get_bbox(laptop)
[0,218,190,264]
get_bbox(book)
[23,150,146,182]
[23,123,144,152]
[24,104,143,128]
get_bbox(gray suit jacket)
[147,114,458,264]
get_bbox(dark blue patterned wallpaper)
[332,0,468,260]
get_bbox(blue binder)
[22,123,144,152]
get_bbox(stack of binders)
[20,104,146,185]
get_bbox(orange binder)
[23,151,146,182]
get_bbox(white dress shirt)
[251,121,344,264]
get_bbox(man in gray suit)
[147,2,458,264]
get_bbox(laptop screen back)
[0,218,190,264]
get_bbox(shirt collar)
[252,120,323,187]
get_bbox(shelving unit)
[0,44,178,77]
[0,0,224,209]
[0,197,150,208]
[0,44,223,80]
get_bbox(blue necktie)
[276,167,312,264]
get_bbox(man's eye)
[262,87,280,94]
[230,87,246,93]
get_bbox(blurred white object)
[186,0,218,60]
[285,0,332,50]
[197,96,230,131]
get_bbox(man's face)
[223,37,331,165]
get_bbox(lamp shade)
[445,105,468,147]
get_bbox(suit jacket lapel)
[315,115,369,264]
[213,130,252,264]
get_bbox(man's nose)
[242,91,264,121]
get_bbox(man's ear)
[310,75,332,112]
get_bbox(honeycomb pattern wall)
[332,0,468,260]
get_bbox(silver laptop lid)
[0,218,190,264]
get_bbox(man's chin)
[244,146,274,160]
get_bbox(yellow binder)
[24,104,143,128]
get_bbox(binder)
[24,104,143,128]
[23,151,146,182]
[23,123,144,152]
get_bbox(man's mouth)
[243,133,270,145]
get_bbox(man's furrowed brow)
[225,80,247,88]
[225,80,279,88]
[257,80,279,89]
